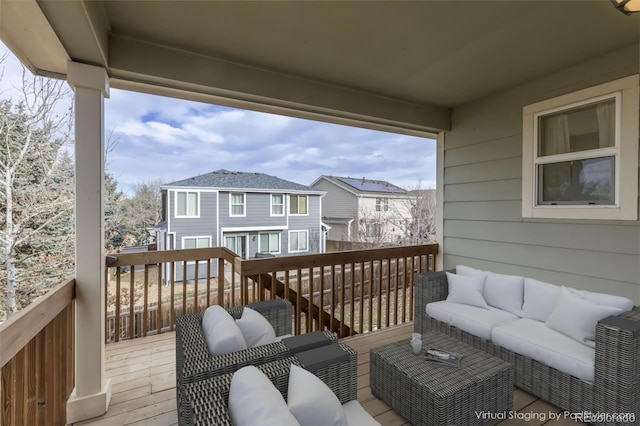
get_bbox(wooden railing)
[105,244,438,342]
[0,278,75,426]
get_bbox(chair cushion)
[546,286,623,344]
[445,272,489,309]
[229,366,300,426]
[567,287,634,311]
[455,265,486,276]
[484,273,524,317]
[426,301,518,340]
[343,401,381,426]
[522,278,561,322]
[288,364,347,426]
[236,306,277,347]
[202,305,247,356]
[492,318,595,382]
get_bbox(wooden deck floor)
[77,323,585,426]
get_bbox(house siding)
[168,190,218,248]
[442,44,640,302]
[312,179,358,218]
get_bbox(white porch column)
[66,61,112,423]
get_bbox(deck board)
[77,323,585,426]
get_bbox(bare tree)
[120,179,165,246]
[397,181,436,244]
[0,64,74,317]
[354,207,392,246]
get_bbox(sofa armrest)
[414,271,451,334]
[594,305,640,418]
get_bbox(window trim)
[289,194,309,216]
[175,191,200,218]
[181,235,211,249]
[229,192,246,217]
[270,194,285,217]
[522,75,638,221]
[376,198,389,212]
[258,231,281,254]
[288,229,309,253]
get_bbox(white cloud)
[2,42,435,195]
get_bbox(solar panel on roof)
[337,177,406,194]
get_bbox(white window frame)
[258,231,281,254]
[522,75,638,221]
[175,191,200,218]
[271,194,284,216]
[289,195,308,216]
[181,235,211,249]
[229,192,246,217]
[375,198,389,212]
[288,230,309,253]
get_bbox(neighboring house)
[154,170,326,279]
[310,175,414,244]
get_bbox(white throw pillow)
[445,272,489,309]
[229,366,300,426]
[484,273,524,316]
[522,278,561,322]
[456,265,486,276]
[236,307,277,347]
[567,288,634,311]
[546,287,623,344]
[201,305,247,356]
[288,364,347,426]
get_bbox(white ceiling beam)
[108,35,451,134]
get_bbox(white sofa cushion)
[522,278,561,322]
[568,288,634,311]
[343,401,381,426]
[484,273,524,317]
[445,272,489,309]
[546,287,623,344]
[288,364,347,426]
[426,301,519,340]
[202,305,247,355]
[456,265,486,276]
[229,366,300,426]
[492,318,595,382]
[236,307,277,347]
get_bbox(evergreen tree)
[0,70,74,318]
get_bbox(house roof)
[312,175,409,197]
[163,169,324,194]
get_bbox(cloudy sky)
[1,42,436,195]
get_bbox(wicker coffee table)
[370,332,513,426]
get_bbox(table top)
[371,331,512,396]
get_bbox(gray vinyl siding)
[168,190,218,248]
[312,179,358,218]
[167,190,218,282]
[288,195,323,254]
[218,192,288,228]
[442,44,640,302]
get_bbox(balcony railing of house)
[0,244,437,425]
[104,244,438,342]
[0,278,75,426]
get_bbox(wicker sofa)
[180,343,361,426]
[175,299,337,421]
[415,270,640,425]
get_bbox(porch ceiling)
[1,0,638,134]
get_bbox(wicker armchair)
[414,271,640,425]
[180,343,358,426]
[175,299,338,420]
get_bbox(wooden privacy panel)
[1,304,74,426]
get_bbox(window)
[376,198,389,212]
[289,195,308,215]
[176,191,199,217]
[366,223,382,239]
[522,75,638,220]
[225,235,247,258]
[289,230,308,252]
[230,193,246,216]
[259,231,280,253]
[271,194,284,216]
[182,236,210,249]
